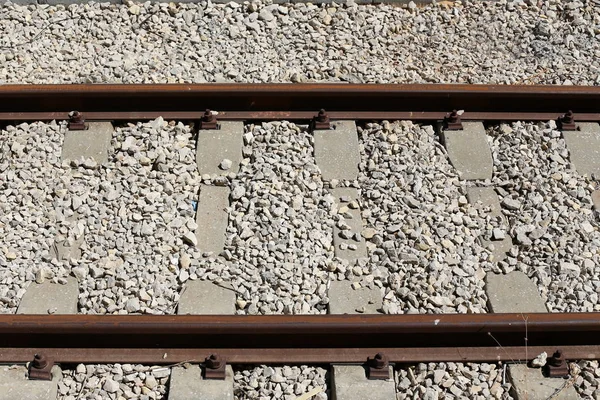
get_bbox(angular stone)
[592,190,600,211]
[466,187,503,219]
[169,365,234,400]
[442,122,493,180]
[467,186,512,261]
[61,122,113,163]
[331,365,396,400]
[51,236,84,261]
[0,365,62,400]
[481,237,513,262]
[484,271,547,313]
[195,185,229,254]
[328,281,381,315]
[562,123,600,177]
[17,277,79,314]
[332,188,367,263]
[507,364,579,400]
[196,121,243,175]
[178,280,236,315]
[314,121,360,181]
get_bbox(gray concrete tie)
[196,121,243,175]
[170,281,236,399]
[327,281,394,400]
[314,121,360,181]
[194,185,230,255]
[61,121,113,163]
[562,122,600,178]
[485,271,578,399]
[442,122,493,181]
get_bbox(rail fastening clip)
[68,111,87,131]
[443,109,463,130]
[558,110,577,131]
[199,109,219,130]
[28,353,54,381]
[544,349,570,378]
[311,109,331,130]
[367,352,390,380]
[204,353,227,380]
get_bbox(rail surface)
[0,313,599,364]
[0,83,600,122]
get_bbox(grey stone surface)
[178,280,236,315]
[563,122,600,178]
[592,190,600,211]
[51,236,83,261]
[0,365,62,400]
[314,121,360,181]
[485,271,547,313]
[442,122,493,180]
[331,365,395,400]
[195,185,230,255]
[169,365,234,400]
[332,188,367,263]
[196,121,243,175]
[172,280,234,399]
[507,364,578,400]
[328,281,381,315]
[467,186,512,261]
[61,122,113,163]
[486,273,574,400]
[481,237,513,262]
[466,187,503,219]
[16,277,79,314]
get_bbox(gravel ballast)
[396,362,512,400]
[197,121,336,315]
[0,0,598,85]
[234,365,328,400]
[58,363,170,400]
[487,121,600,313]
[356,120,495,314]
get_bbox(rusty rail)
[0,84,599,122]
[0,313,599,364]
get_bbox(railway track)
[1,83,600,399]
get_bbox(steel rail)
[0,84,599,121]
[0,313,599,364]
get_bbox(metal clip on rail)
[558,110,577,131]
[198,109,219,130]
[367,352,390,380]
[68,111,87,131]
[204,354,227,380]
[311,109,331,130]
[444,109,463,130]
[544,349,570,378]
[28,354,53,381]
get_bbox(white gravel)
[196,121,335,315]
[356,120,495,314]
[58,363,170,400]
[0,119,202,314]
[0,0,598,84]
[234,365,328,400]
[487,121,600,313]
[396,362,512,400]
[576,360,600,399]
[0,121,68,312]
